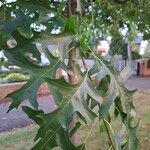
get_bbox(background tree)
[109,36,128,60]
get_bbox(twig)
[103,119,115,150]
[81,56,93,81]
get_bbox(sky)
[0,0,16,6]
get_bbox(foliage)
[132,51,141,60]
[109,37,128,60]
[0,57,5,67]
[0,90,150,150]
[3,73,29,83]
[109,39,141,60]
[0,0,150,150]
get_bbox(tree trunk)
[127,41,132,67]
[68,44,78,83]
[67,0,78,144]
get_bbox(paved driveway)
[125,76,150,90]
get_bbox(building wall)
[140,60,150,76]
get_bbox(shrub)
[3,73,29,83]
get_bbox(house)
[139,59,150,76]
[96,40,109,56]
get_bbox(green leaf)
[89,55,139,149]
[7,78,43,111]
[0,1,142,149]
[17,26,33,39]
[114,97,127,121]
[46,75,102,122]
[120,65,134,82]
[1,10,35,37]
[63,16,78,34]
[4,47,67,111]
[17,0,51,12]
[22,106,85,150]
[21,74,102,149]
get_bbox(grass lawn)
[0,125,38,150]
[0,90,149,150]
[135,90,150,150]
